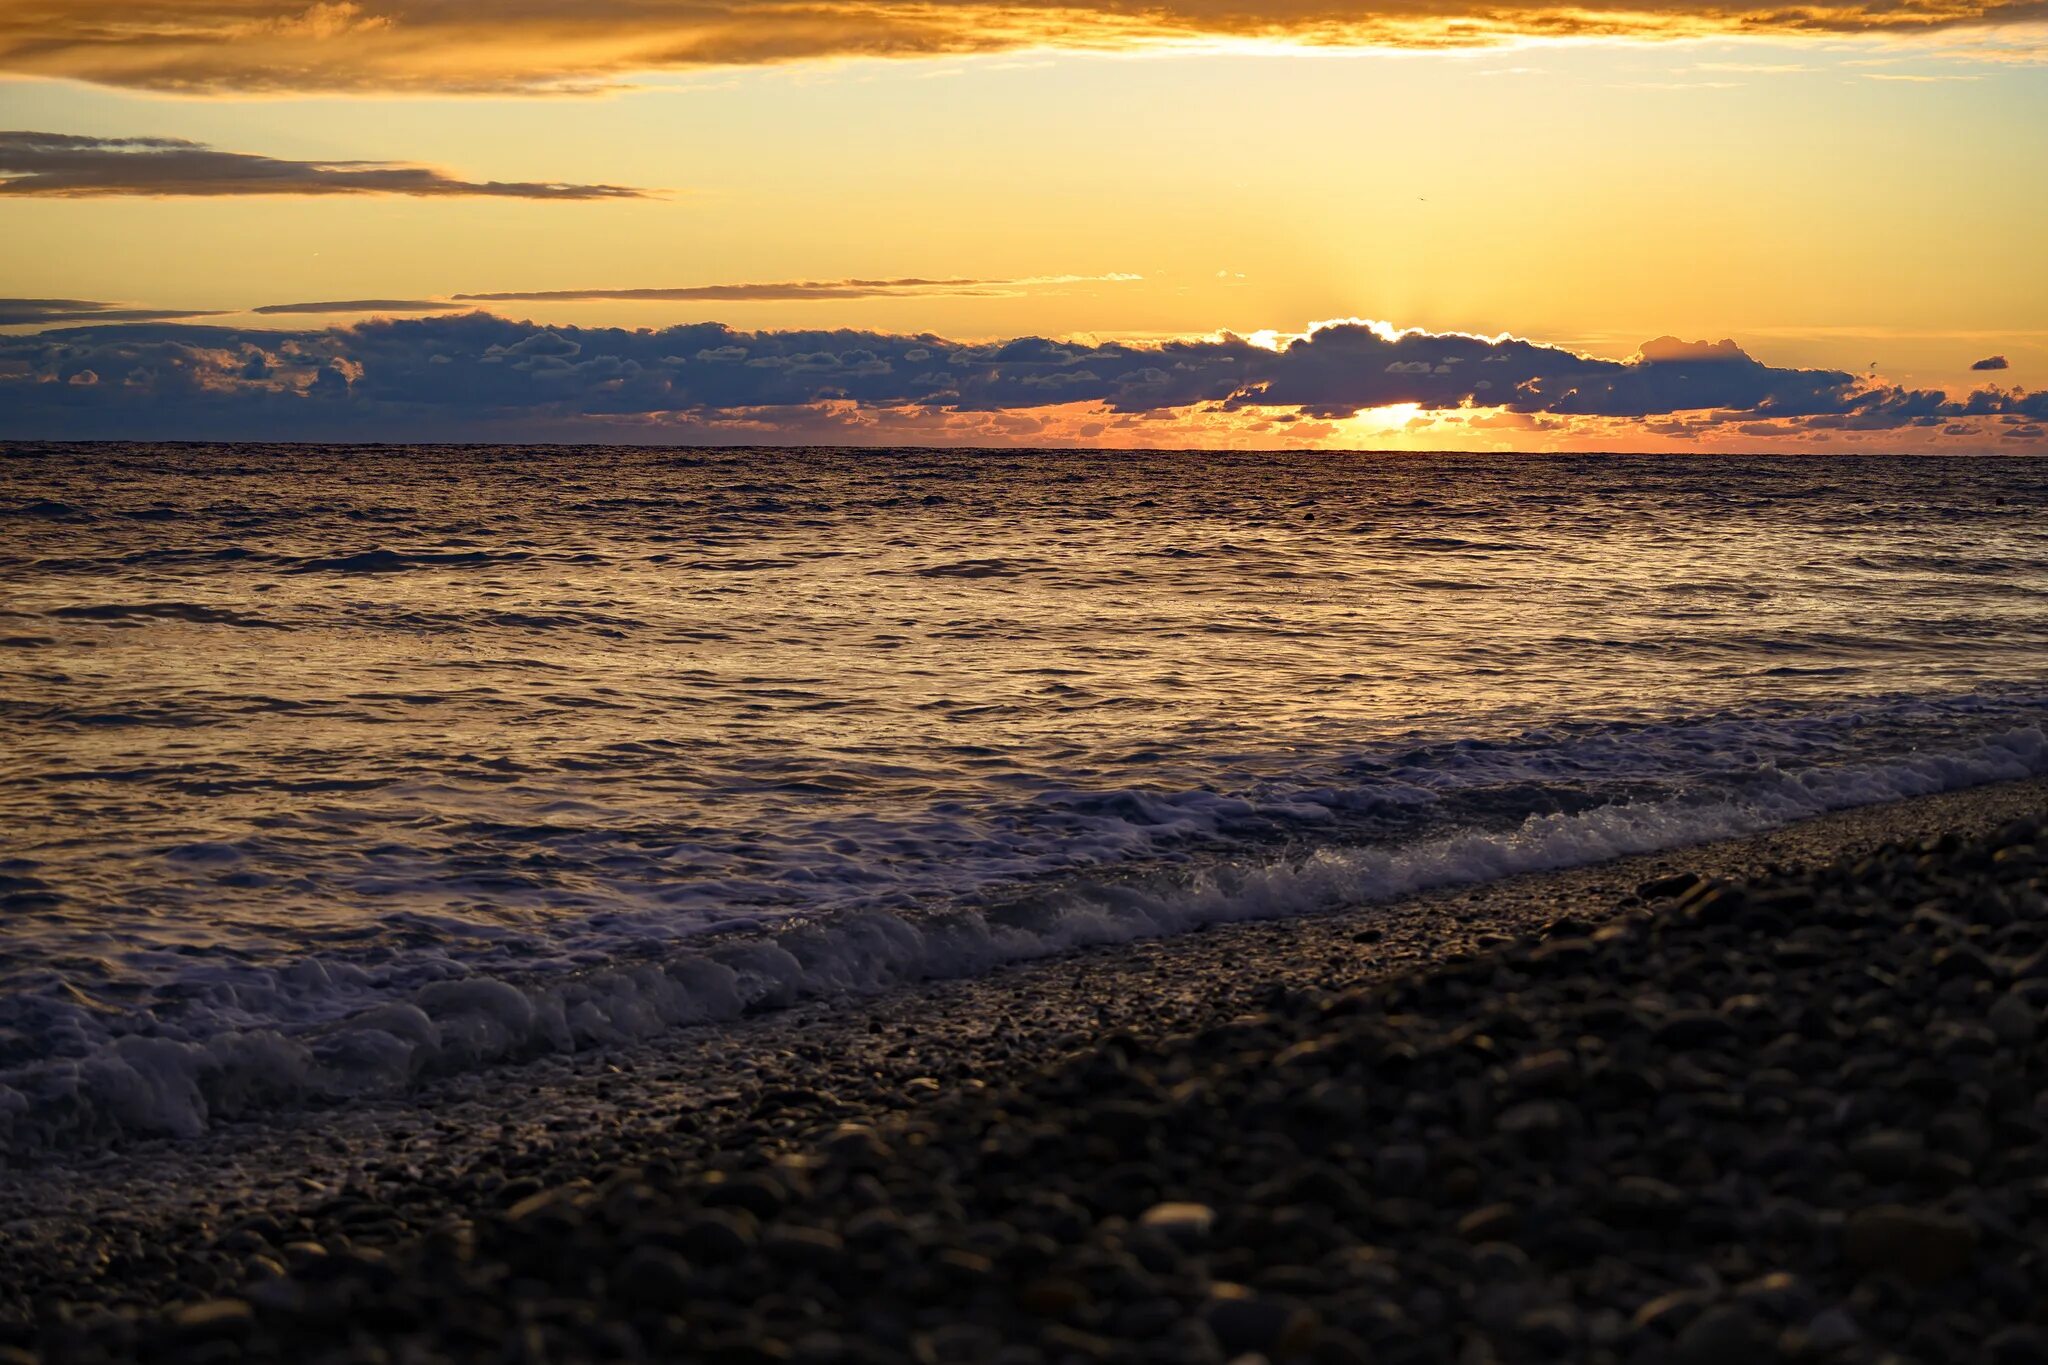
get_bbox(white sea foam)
[5,722,2041,1152]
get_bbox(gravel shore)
[6,777,2048,1363]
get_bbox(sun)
[1347,402,1426,432]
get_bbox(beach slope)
[7,778,2047,1363]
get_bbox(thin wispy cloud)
[1,0,2041,94]
[0,297,221,326]
[252,299,468,316]
[7,279,1145,326]
[451,276,1142,304]
[0,132,653,199]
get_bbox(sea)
[4,444,2046,1149]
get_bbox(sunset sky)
[2,3,2044,449]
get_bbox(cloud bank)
[2,0,2041,94]
[1,314,2041,447]
[0,131,650,199]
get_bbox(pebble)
[1136,1202,1215,1243]
[1990,993,2037,1045]
[1847,1130,1924,1180]
[1200,1286,1315,1355]
[1456,1204,1518,1242]
[677,1209,758,1262]
[1673,1304,1775,1364]
[1843,1205,1979,1284]
[1803,1307,1861,1351]
[169,1299,253,1338]
[610,1245,692,1308]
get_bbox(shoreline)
[11,738,2047,1159]
[5,775,2046,1338]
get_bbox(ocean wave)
[3,717,2042,1153]
[285,548,540,573]
[912,557,1048,579]
[49,601,284,629]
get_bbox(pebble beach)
[8,777,2047,1364]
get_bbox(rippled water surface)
[4,445,2047,1140]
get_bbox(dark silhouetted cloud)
[252,299,467,316]
[0,297,221,326]
[1973,355,2011,370]
[0,1,2038,94]
[2,314,2041,445]
[0,131,651,199]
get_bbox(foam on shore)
[6,722,2043,1153]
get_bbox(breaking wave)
[4,707,2042,1152]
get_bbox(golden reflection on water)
[2,445,2045,1002]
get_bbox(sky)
[1,3,2044,450]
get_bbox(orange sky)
[1,6,2044,448]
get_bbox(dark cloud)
[0,131,650,199]
[253,300,467,316]
[0,297,221,326]
[2,314,2041,443]
[1973,355,2011,371]
[1213,329,1886,422]
[1,1,2039,94]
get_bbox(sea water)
[3,445,2045,1144]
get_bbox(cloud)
[238,276,1140,319]
[2,1,2042,94]
[2,313,2041,447]
[1637,335,1749,364]
[451,276,1139,304]
[252,299,467,316]
[0,297,221,326]
[1973,354,2012,370]
[0,131,651,199]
